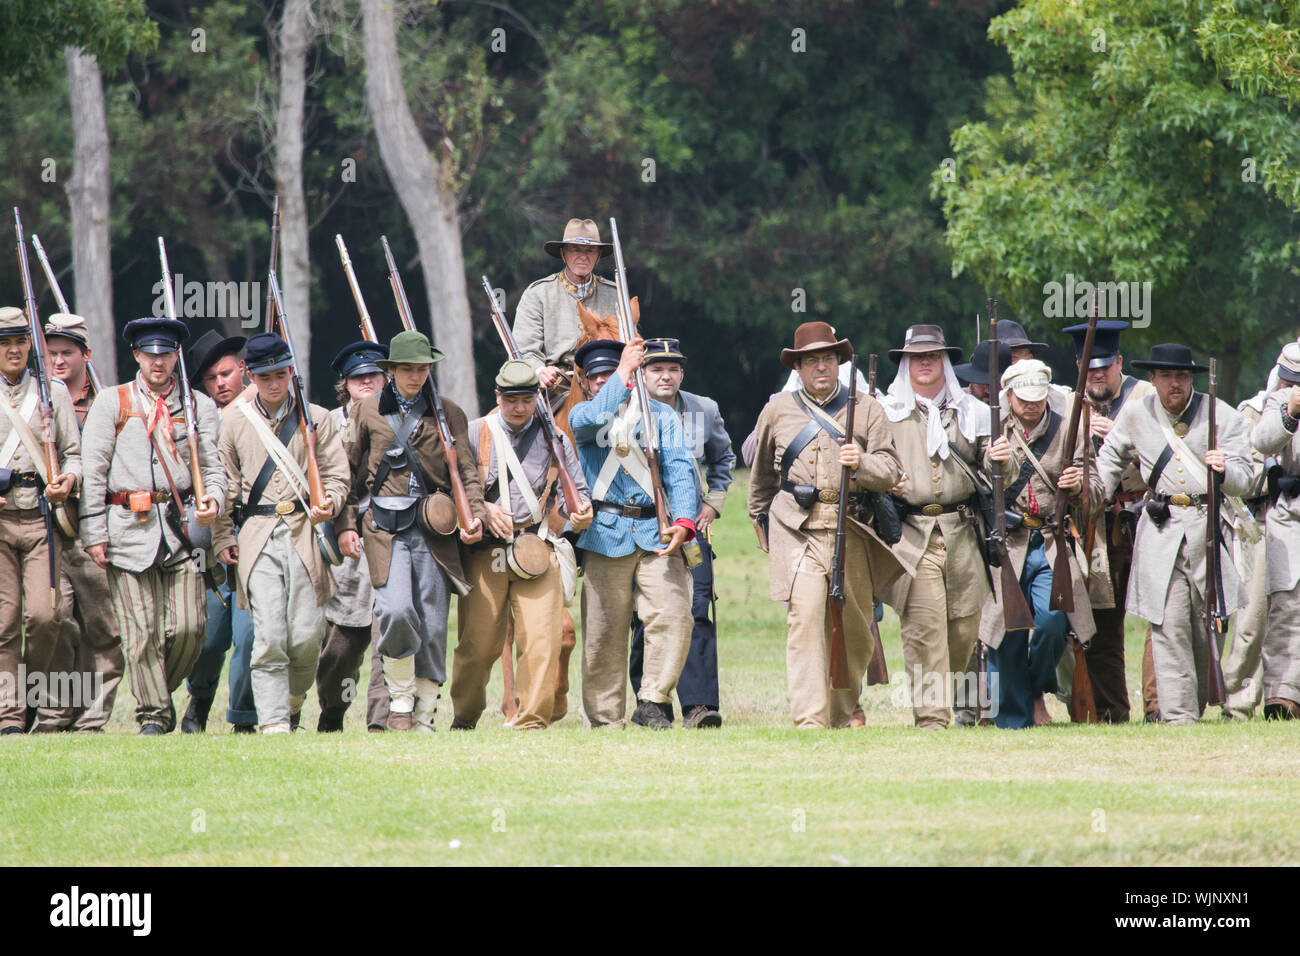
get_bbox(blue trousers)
[630,538,718,712]
[185,580,258,724]
[987,535,1068,729]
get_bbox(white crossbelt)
[593,401,654,501]
[485,412,545,532]
[237,399,312,512]
[1155,410,1260,544]
[0,388,41,474]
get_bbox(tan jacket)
[79,374,225,573]
[0,372,81,511]
[880,404,1009,616]
[1091,391,1252,625]
[511,272,622,370]
[977,408,1095,647]
[748,389,905,602]
[335,383,486,592]
[212,397,351,609]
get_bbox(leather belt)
[899,501,964,518]
[108,490,181,507]
[779,480,849,505]
[1153,492,1208,508]
[592,498,656,520]
[234,500,305,521]
[8,471,41,488]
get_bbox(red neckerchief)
[139,377,179,461]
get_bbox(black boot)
[317,707,346,732]
[181,696,213,734]
[289,711,301,732]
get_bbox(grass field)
[1,472,1296,866]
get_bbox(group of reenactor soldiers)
[3,214,1298,735]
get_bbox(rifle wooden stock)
[158,238,206,508]
[267,269,328,514]
[609,219,673,543]
[1205,359,1228,706]
[480,275,587,515]
[1070,639,1097,722]
[30,232,104,395]
[335,234,380,343]
[380,236,475,531]
[988,306,1035,631]
[827,355,857,691]
[1050,300,1099,612]
[864,352,889,686]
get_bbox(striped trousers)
[109,562,207,728]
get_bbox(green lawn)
[1,472,1296,865]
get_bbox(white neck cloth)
[881,355,987,458]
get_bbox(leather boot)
[182,697,210,733]
[317,707,347,732]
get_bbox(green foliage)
[937,0,1300,396]
[0,0,158,86]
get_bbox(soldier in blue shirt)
[569,337,699,728]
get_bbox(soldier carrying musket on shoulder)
[1089,343,1252,724]
[748,322,905,729]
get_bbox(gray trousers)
[373,527,451,683]
[248,523,325,727]
[1151,543,1225,725]
[1223,532,1267,717]
[1263,580,1300,706]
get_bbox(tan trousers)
[109,560,206,727]
[454,546,563,730]
[1150,544,1225,725]
[786,527,876,729]
[580,548,692,727]
[899,527,980,729]
[247,523,325,728]
[1224,532,1267,717]
[0,510,62,729]
[34,541,123,731]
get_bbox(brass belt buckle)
[1022,515,1044,530]
[622,505,640,518]
[818,489,839,504]
[275,501,296,516]
[921,503,944,517]
[1169,493,1192,507]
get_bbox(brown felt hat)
[780,322,853,371]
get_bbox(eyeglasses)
[801,355,838,369]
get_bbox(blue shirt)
[568,373,699,558]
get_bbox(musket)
[267,269,330,517]
[987,303,1035,630]
[157,238,208,513]
[13,208,61,609]
[481,275,588,516]
[1049,295,1098,612]
[335,234,380,342]
[609,218,673,542]
[30,233,104,394]
[379,235,475,531]
[264,196,280,333]
[827,354,858,691]
[1205,359,1228,706]
[864,352,889,687]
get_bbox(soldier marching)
[7,211,1299,735]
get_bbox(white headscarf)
[880,354,988,459]
[782,362,870,395]
[1241,366,1281,414]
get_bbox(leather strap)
[373,393,431,495]
[1004,411,1062,503]
[242,412,300,516]
[779,389,850,487]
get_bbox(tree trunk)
[361,0,477,416]
[63,48,117,376]
[275,0,312,392]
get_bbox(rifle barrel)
[268,269,328,512]
[336,235,379,342]
[158,237,206,506]
[988,304,1035,630]
[31,232,105,394]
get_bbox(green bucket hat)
[380,330,444,367]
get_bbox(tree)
[64,47,117,371]
[361,0,477,414]
[935,0,1300,399]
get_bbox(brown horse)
[551,296,639,444]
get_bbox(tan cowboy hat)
[780,321,853,371]
[888,324,962,363]
[544,219,613,259]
